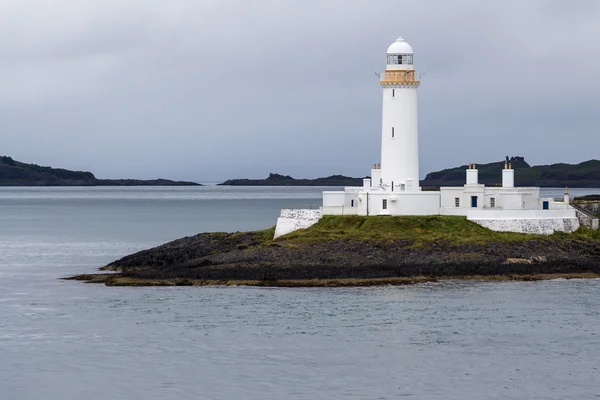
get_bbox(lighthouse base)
[322,188,440,216]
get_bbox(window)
[387,54,413,65]
[392,89,395,97]
[351,199,354,207]
[382,199,388,210]
[455,197,460,207]
[392,127,395,138]
[543,201,549,210]
[490,198,496,208]
[471,196,478,208]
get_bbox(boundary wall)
[274,209,322,239]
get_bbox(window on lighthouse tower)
[387,54,413,65]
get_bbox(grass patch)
[274,215,546,245]
[230,226,276,241]
[569,226,600,241]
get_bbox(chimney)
[466,163,479,185]
[564,187,570,205]
[502,163,514,188]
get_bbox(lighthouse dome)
[386,37,413,54]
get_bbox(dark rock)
[87,231,600,283]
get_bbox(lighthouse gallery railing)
[380,71,420,85]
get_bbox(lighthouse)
[379,37,420,192]
[288,35,581,238]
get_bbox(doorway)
[471,196,478,208]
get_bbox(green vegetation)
[570,226,600,241]
[271,215,600,246]
[274,215,541,245]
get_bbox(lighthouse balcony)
[380,71,420,86]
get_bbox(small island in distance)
[0,156,200,186]
[220,157,600,188]
[3,155,600,188]
[219,173,369,187]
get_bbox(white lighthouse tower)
[379,37,420,192]
[274,36,583,238]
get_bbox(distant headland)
[0,156,200,186]
[218,173,368,187]
[423,157,600,187]
[219,158,600,188]
[5,155,600,188]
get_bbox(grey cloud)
[0,0,598,181]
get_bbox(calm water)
[1,186,599,400]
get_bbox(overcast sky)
[1,0,599,182]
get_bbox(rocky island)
[69,212,600,287]
[0,156,200,186]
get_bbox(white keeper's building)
[274,37,580,238]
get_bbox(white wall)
[499,192,524,209]
[440,187,465,208]
[322,190,361,215]
[441,186,485,209]
[467,208,579,234]
[441,186,542,211]
[361,192,440,216]
[274,209,322,238]
[470,217,580,235]
[323,191,345,207]
[467,209,577,220]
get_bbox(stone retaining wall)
[573,201,600,217]
[469,217,580,235]
[572,202,600,230]
[274,209,322,239]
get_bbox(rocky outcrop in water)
[69,229,600,286]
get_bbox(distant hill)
[422,157,600,188]
[0,156,200,186]
[219,173,366,186]
[219,158,600,188]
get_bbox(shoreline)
[66,272,600,287]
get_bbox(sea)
[0,186,599,400]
